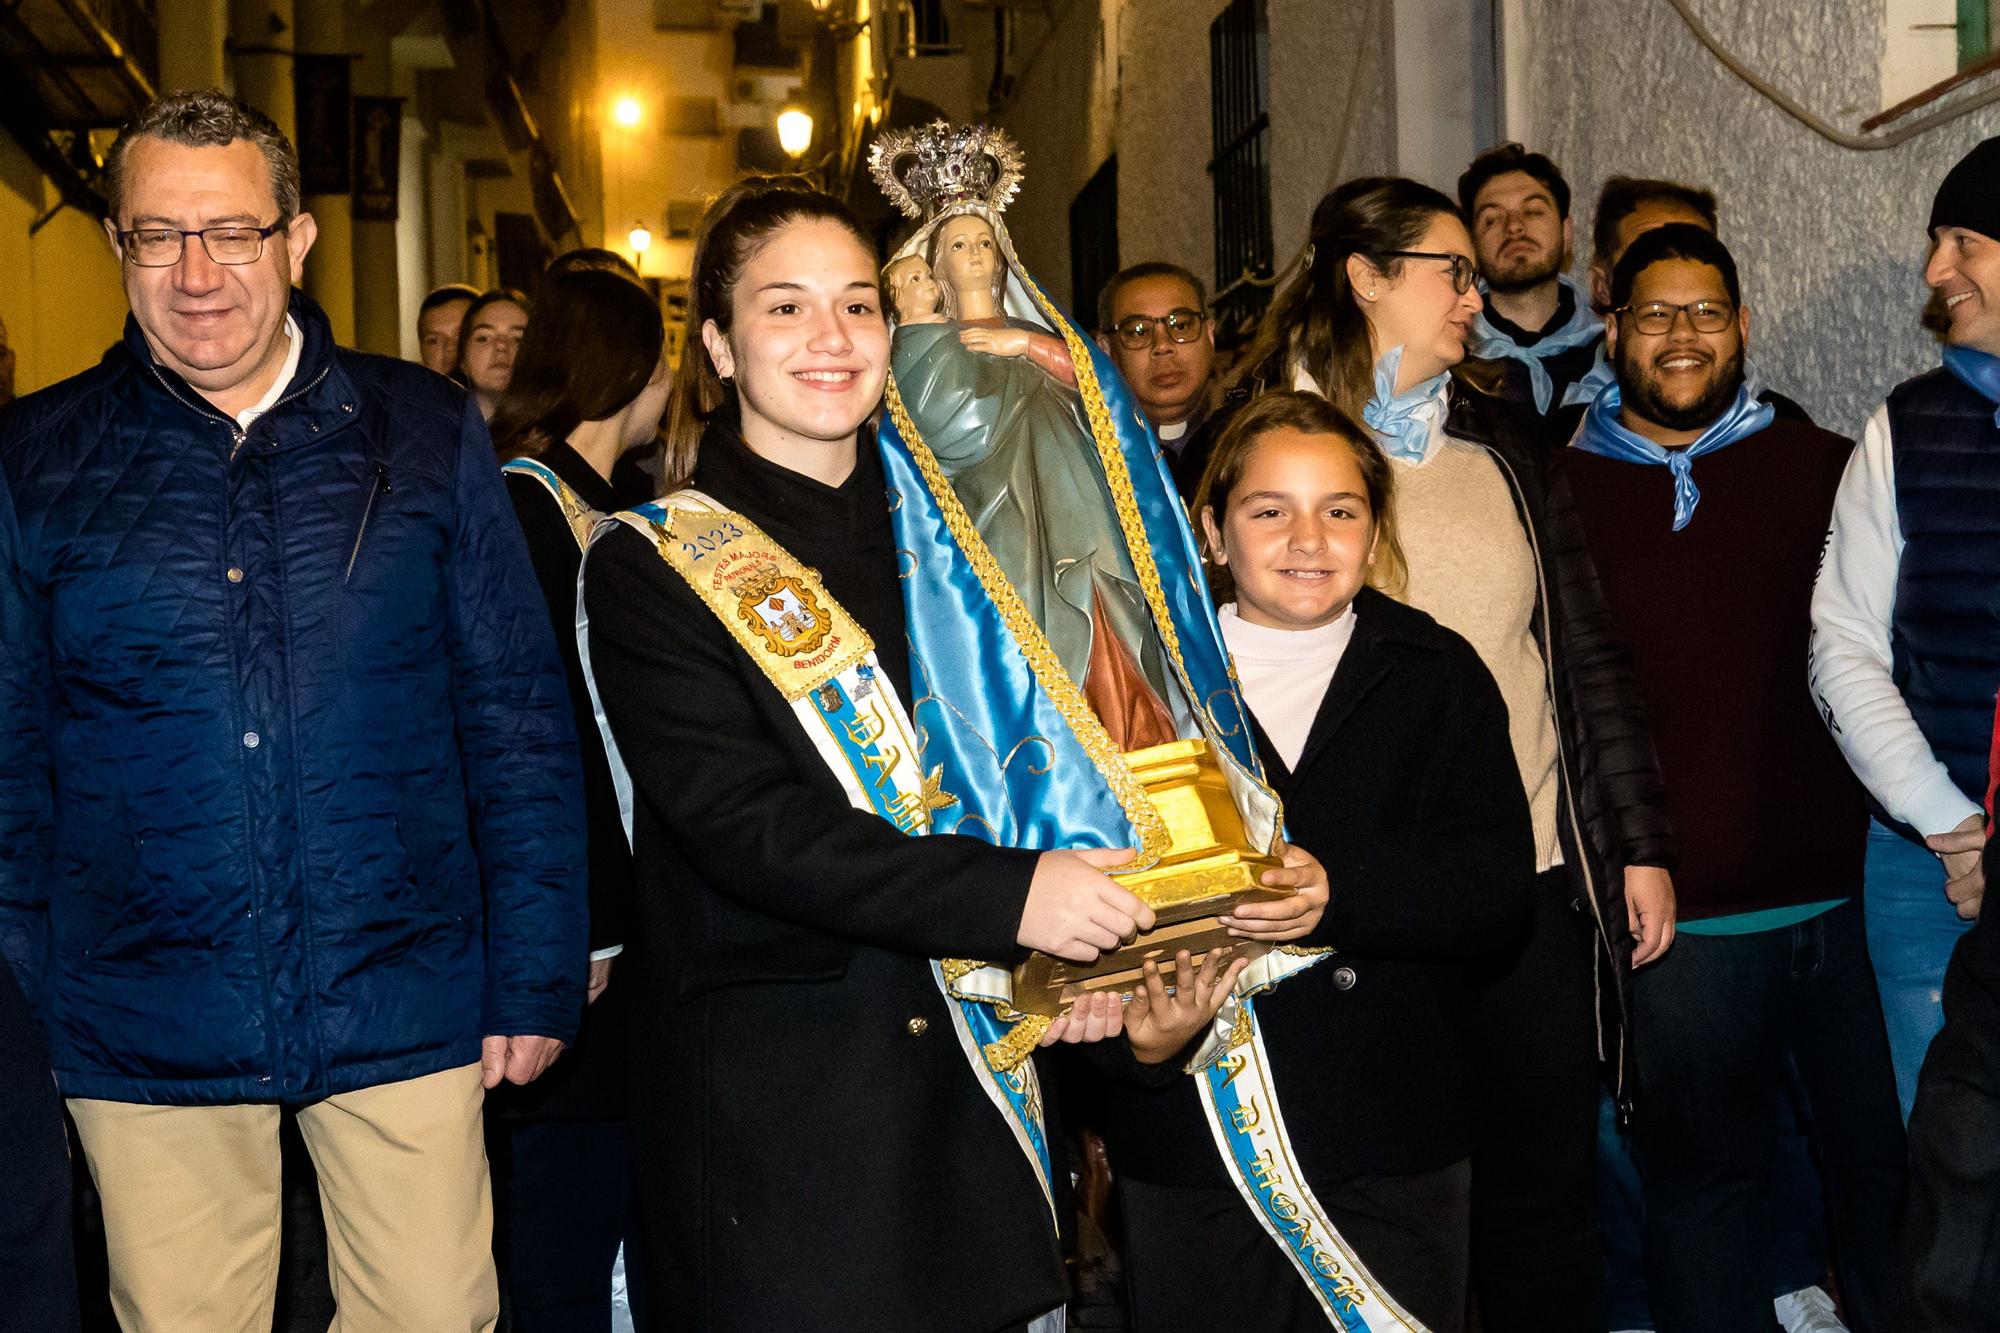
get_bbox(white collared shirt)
[234,315,305,431]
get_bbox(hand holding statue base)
[1011,738,1288,1016]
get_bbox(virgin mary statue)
[867,122,1277,882]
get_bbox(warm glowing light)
[628,224,652,255]
[612,96,643,128]
[776,108,814,157]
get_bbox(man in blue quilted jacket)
[0,90,586,1332]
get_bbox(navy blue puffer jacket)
[0,292,586,1105]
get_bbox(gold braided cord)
[1009,273,1287,835]
[985,1014,1051,1071]
[1012,270,1189,678]
[883,376,1171,866]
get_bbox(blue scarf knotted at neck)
[1470,275,1603,413]
[1943,344,2000,427]
[1363,346,1451,464]
[1571,379,1774,530]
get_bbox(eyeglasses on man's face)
[1613,299,1737,336]
[117,220,289,268]
[1110,308,1207,350]
[1377,250,1479,295]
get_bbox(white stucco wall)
[1526,0,2000,433]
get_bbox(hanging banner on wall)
[293,54,353,196]
[352,96,406,222]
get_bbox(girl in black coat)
[1097,392,1536,1332]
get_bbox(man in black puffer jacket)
[0,91,585,1332]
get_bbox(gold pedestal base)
[1010,738,1284,1017]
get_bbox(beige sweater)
[1392,435,1563,871]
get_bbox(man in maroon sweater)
[1562,224,1907,1333]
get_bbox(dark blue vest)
[1885,368,2000,808]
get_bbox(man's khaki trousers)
[68,1062,498,1333]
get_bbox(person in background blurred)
[417,283,479,377]
[489,266,667,1333]
[458,288,531,421]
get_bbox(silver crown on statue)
[868,120,1025,220]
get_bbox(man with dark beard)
[1563,223,1907,1332]
[1458,144,1602,416]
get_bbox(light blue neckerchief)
[1943,344,2000,427]
[1562,344,1616,409]
[1362,346,1451,464]
[1571,379,1774,530]
[1470,274,1602,413]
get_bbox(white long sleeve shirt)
[1808,405,1984,837]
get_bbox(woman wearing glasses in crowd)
[1230,176,1678,1333]
[487,265,669,1332]
[457,287,531,421]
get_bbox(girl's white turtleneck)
[1218,601,1359,771]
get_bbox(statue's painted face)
[885,255,940,320]
[933,215,1001,297]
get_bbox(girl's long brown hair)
[488,268,664,461]
[1192,389,1407,602]
[664,176,875,485]
[1229,177,1461,418]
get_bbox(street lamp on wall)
[613,96,643,128]
[629,223,652,275]
[776,107,814,158]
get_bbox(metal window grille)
[1069,156,1119,333]
[1208,0,1273,340]
[895,0,954,56]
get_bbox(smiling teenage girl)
[578,179,1157,1332]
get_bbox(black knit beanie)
[1930,137,2000,239]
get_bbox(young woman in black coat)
[576,179,1186,1333]
[489,266,671,1331]
[1096,391,1536,1332]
